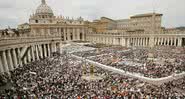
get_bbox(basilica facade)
[29,0,91,41]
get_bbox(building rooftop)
[130,13,163,18]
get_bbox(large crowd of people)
[75,45,185,78]
[0,44,185,98]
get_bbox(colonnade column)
[27,49,31,63]
[0,55,4,73]
[77,28,80,40]
[127,38,130,47]
[178,38,182,47]
[82,28,85,41]
[39,45,43,59]
[35,45,39,60]
[23,54,27,65]
[73,28,76,41]
[171,38,174,46]
[18,48,23,67]
[31,46,35,61]
[12,48,18,68]
[64,28,67,41]
[141,38,144,46]
[43,44,47,58]
[47,44,51,57]
[7,49,14,71]
[67,28,71,41]
[2,51,9,72]
[174,38,177,46]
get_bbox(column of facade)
[0,55,4,73]
[167,38,169,46]
[157,38,160,45]
[43,44,47,58]
[139,38,141,46]
[136,38,138,46]
[172,38,175,46]
[77,28,80,40]
[153,38,155,46]
[47,44,51,57]
[171,38,174,46]
[145,38,147,46]
[163,38,166,46]
[127,38,130,47]
[27,49,31,63]
[143,38,145,47]
[67,28,71,41]
[140,38,142,46]
[174,38,177,46]
[59,27,61,37]
[178,38,182,46]
[17,48,23,67]
[160,38,162,45]
[168,38,170,46]
[130,38,132,46]
[156,38,158,46]
[38,45,43,59]
[73,28,76,41]
[166,38,168,46]
[141,38,143,46]
[154,38,157,46]
[7,49,14,71]
[23,54,27,65]
[31,46,35,61]
[147,38,149,46]
[142,38,144,47]
[161,38,163,45]
[169,38,172,46]
[63,28,67,41]
[132,38,135,46]
[135,38,137,46]
[134,38,136,46]
[35,45,39,60]
[164,38,166,45]
[2,51,9,72]
[12,48,18,68]
[82,28,85,41]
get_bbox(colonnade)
[128,37,150,47]
[87,36,117,45]
[127,37,182,47]
[87,34,183,47]
[153,37,182,46]
[0,42,60,74]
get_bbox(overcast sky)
[0,0,184,29]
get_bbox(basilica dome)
[35,0,53,15]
